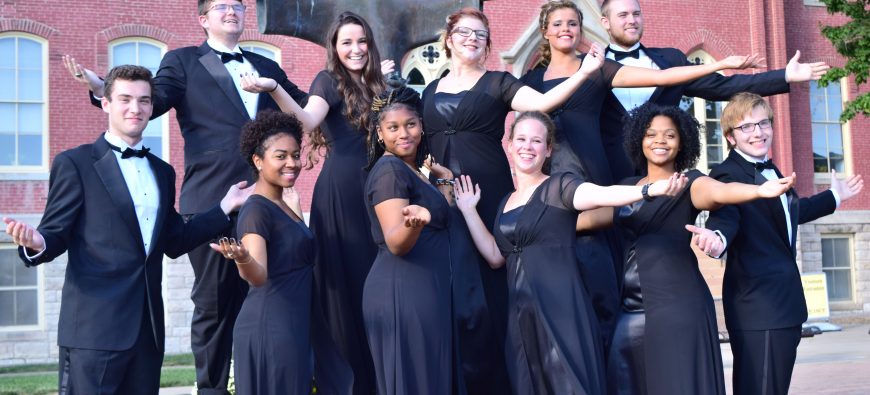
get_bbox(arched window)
[680,50,726,172]
[110,38,169,160]
[0,33,48,171]
[401,43,450,93]
[240,42,280,62]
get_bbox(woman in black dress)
[212,111,351,394]
[603,104,795,395]
[521,1,762,349]
[241,12,390,393]
[362,84,455,394]
[424,9,607,392]
[454,111,688,395]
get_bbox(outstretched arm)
[454,176,505,268]
[374,198,431,256]
[510,43,604,112]
[829,170,863,205]
[573,173,688,211]
[241,74,329,132]
[784,50,830,83]
[689,173,795,211]
[612,54,763,88]
[211,235,268,287]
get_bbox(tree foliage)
[818,0,869,121]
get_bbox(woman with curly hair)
[454,111,687,394]
[521,0,762,351]
[603,103,795,395]
[241,12,388,393]
[210,110,350,394]
[362,83,455,395]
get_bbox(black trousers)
[186,214,248,395]
[729,326,801,395]
[58,309,162,395]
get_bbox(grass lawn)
[0,354,196,395]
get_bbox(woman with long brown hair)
[241,11,386,394]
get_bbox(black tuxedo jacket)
[20,135,231,351]
[92,42,307,214]
[706,150,836,331]
[601,46,790,182]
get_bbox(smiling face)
[335,23,368,75]
[253,133,301,189]
[199,0,245,41]
[642,115,680,169]
[102,79,153,146]
[509,118,552,175]
[377,106,423,166]
[543,7,583,54]
[446,16,489,63]
[601,0,643,49]
[726,105,773,161]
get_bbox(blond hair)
[721,92,774,149]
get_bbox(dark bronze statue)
[256,0,483,71]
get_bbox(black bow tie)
[109,143,150,159]
[215,49,244,64]
[754,160,776,171]
[608,46,642,62]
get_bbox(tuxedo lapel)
[730,150,791,246]
[197,43,249,119]
[91,137,146,254]
[145,155,170,257]
[644,47,671,104]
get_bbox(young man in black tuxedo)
[702,92,863,395]
[3,65,249,394]
[62,1,307,392]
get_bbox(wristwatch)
[641,183,655,202]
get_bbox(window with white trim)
[110,38,169,160]
[0,33,48,171]
[810,80,846,173]
[821,236,853,302]
[0,245,41,328]
[680,50,726,173]
[239,42,279,62]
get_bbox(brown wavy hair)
[307,11,386,168]
[537,1,583,67]
[441,7,492,60]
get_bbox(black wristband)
[268,82,279,93]
[641,183,655,202]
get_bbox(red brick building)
[1,0,867,364]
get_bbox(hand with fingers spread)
[380,59,396,75]
[210,237,252,264]
[648,172,690,198]
[4,217,46,253]
[62,54,104,96]
[785,50,830,82]
[402,205,431,228]
[718,54,765,71]
[240,73,279,94]
[454,175,481,214]
[829,169,864,203]
[757,172,796,198]
[686,224,725,257]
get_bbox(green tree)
[818,0,869,121]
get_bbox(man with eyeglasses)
[62,1,307,393]
[702,92,863,395]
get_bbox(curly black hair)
[239,110,304,178]
[365,79,428,170]
[623,103,702,175]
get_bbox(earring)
[257,166,262,171]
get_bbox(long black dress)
[422,71,523,393]
[612,170,725,395]
[521,58,626,350]
[362,155,452,395]
[233,195,316,395]
[308,70,378,393]
[494,173,606,395]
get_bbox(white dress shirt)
[207,38,259,119]
[607,43,659,111]
[104,132,161,254]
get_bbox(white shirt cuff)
[22,244,46,261]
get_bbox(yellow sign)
[801,272,830,320]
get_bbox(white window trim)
[685,50,726,173]
[0,32,50,174]
[813,77,852,184]
[239,41,281,62]
[109,37,170,162]
[820,234,855,305]
[0,244,44,332]
[402,43,450,92]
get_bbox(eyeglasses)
[209,3,247,13]
[733,119,772,133]
[452,26,489,40]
